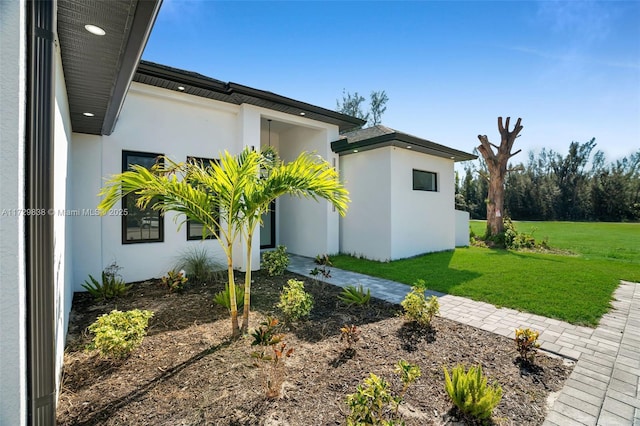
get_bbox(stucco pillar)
[235,105,261,271]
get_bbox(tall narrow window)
[122,151,164,243]
[186,157,219,240]
[413,169,438,192]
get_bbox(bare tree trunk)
[477,117,523,237]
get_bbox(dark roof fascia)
[331,132,477,162]
[226,82,366,131]
[134,61,366,132]
[101,0,162,135]
[137,60,229,94]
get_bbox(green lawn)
[470,220,640,262]
[332,221,640,326]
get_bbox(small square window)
[122,150,164,243]
[186,157,219,240]
[413,169,437,192]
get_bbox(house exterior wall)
[71,84,343,286]
[339,147,393,261]
[338,145,456,261]
[53,40,74,394]
[69,133,104,291]
[71,83,239,286]
[0,1,27,423]
[455,210,470,247]
[278,125,342,257]
[389,147,455,259]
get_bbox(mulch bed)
[57,270,573,425]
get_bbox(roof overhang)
[134,61,366,133]
[331,131,477,162]
[57,0,162,135]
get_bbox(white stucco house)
[333,125,475,261]
[0,1,473,424]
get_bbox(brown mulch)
[57,270,573,425]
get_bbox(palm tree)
[97,147,349,337]
[238,148,349,331]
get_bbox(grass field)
[470,220,640,262]
[332,221,640,326]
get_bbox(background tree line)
[456,138,640,222]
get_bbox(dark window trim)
[412,169,438,192]
[186,156,218,241]
[122,150,164,244]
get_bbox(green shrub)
[176,247,224,284]
[213,283,245,311]
[262,245,289,276]
[401,279,439,327]
[277,279,313,321]
[338,284,371,306]
[88,309,153,359]
[82,262,131,300]
[515,328,540,363]
[161,269,188,293]
[443,364,503,421]
[346,373,399,425]
[504,217,537,250]
[345,360,421,425]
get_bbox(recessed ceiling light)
[450,156,455,159]
[353,149,358,153]
[406,145,412,149]
[299,112,306,116]
[177,86,185,91]
[84,24,106,36]
[83,112,95,117]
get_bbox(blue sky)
[143,1,640,163]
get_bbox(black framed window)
[413,169,438,192]
[186,156,219,240]
[122,150,164,243]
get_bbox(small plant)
[310,266,332,279]
[277,279,314,321]
[250,317,294,398]
[262,245,290,276]
[395,359,421,397]
[515,328,540,363]
[346,373,399,425]
[161,269,188,293]
[82,262,131,300]
[443,364,503,421]
[175,247,224,284]
[340,324,362,351]
[401,279,439,327]
[315,253,332,266]
[338,284,371,306]
[311,254,333,279]
[345,360,421,425]
[87,309,153,359]
[213,282,245,311]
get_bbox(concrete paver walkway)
[287,254,640,426]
